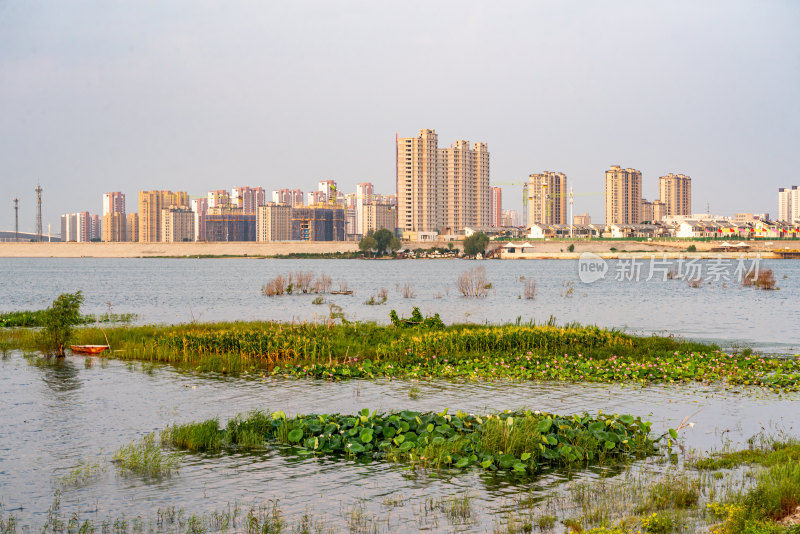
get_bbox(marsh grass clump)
[113,433,180,477]
[523,279,536,300]
[56,458,107,489]
[161,419,222,452]
[743,268,777,290]
[431,493,473,526]
[225,411,271,450]
[635,475,701,513]
[456,267,490,297]
[262,272,334,297]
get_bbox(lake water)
[1,257,798,354]
[2,352,798,531]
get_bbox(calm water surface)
[1,353,798,531]
[1,258,798,353]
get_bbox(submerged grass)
[113,433,180,477]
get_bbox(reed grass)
[161,419,222,452]
[113,433,180,477]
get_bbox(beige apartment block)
[605,166,642,225]
[573,213,591,226]
[362,203,396,235]
[102,212,126,242]
[257,202,292,241]
[438,140,490,233]
[396,129,490,234]
[397,129,440,233]
[529,172,567,224]
[161,208,195,243]
[659,173,692,217]
[127,213,139,242]
[138,190,190,243]
[641,199,666,223]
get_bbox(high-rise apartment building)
[191,198,208,241]
[102,192,126,216]
[61,212,100,242]
[307,190,327,206]
[490,187,502,228]
[257,203,292,242]
[231,186,266,214]
[102,213,126,242]
[161,208,195,242]
[529,172,567,224]
[439,140,490,232]
[605,166,642,225]
[397,129,440,233]
[207,190,230,209]
[355,182,374,235]
[101,192,127,242]
[272,189,304,207]
[659,173,692,217]
[641,199,667,223]
[138,191,190,243]
[127,213,139,242]
[778,186,799,223]
[502,210,521,227]
[291,207,345,241]
[362,203,396,235]
[396,129,490,234]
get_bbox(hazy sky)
[1,1,798,232]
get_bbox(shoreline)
[0,240,788,259]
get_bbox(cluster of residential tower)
[24,127,800,243]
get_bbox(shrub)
[456,267,490,297]
[743,268,777,290]
[687,244,697,252]
[568,244,575,252]
[37,291,85,356]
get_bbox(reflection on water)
[0,258,798,353]
[1,352,798,530]
[37,358,82,394]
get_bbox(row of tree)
[358,230,490,258]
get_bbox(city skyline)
[2,2,798,232]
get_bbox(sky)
[1,1,798,233]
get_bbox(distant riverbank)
[0,239,786,258]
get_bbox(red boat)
[70,345,109,355]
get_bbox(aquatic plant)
[389,307,444,329]
[163,408,657,475]
[113,433,180,477]
[456,267,490,297]
[523,279,536,300]
[743,268,778,290]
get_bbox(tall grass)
[113,433,180,476]
[161,419,223,452]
